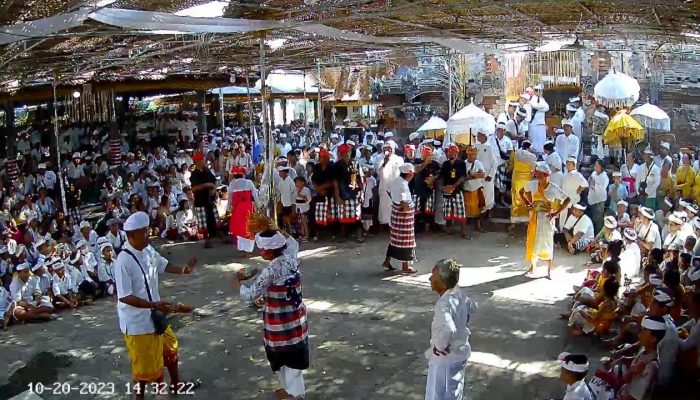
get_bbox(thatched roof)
[1,0,699,100]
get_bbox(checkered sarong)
[496,163,510,193]
[575,238,593,251]
[194,206,208,229]
[412,193,436,216]
[68,207,82,223]
[443,194,466,222]
[314,197,338,226]
[338,196,361,223]
[390,203,415,248]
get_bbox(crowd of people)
[1,86,700,400]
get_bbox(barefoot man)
[114,211,198,399]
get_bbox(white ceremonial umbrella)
[417,116,448,132]
[447,102,493,145]
[594,70,640,108]
[630,103,671,132]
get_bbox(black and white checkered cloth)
[68,207,82,223]
[314,197,338,226]
[338,196,361,223]
[412,194,436,216]
[194,206,208,229]
[443,194,467,222]
[496,164,510,193]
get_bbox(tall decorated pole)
[448,52,453,117]
[245,71,254,132]
[52,78,68,214]
[303,70,308,126]
[259,39,275,220]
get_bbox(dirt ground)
[1,229,609,400]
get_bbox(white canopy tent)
[446,103,495,145]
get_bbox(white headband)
[558,352,589,373]
[689,267,700,281]
[649,275,663,286]
[255,232,287,250]
[652,289,673,305]
[641,317,666,331]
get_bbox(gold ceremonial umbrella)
[603,110,645,148]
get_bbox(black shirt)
[440,159,466,187]
[334,159,360,196]
[311,161,336,198]
[190,167,216,207]
[413,159,441,197]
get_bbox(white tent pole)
[317,58,323,134]
[260,41,274,219]
[245,71,253,131]
[52,81,68,214]
[448,52,453,118]
[303,69,308,126]
[219,88,225,135]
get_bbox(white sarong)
[529,124,547,154]
[482,178,495,211]
[276,366,305,397]
[425,360,467,400]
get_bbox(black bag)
[639,163,653,193]
[123,249,169,335]
[494,136,510,161]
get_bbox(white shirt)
[463,160,485,191]
[107,230,127,251]
[426,287,477,364]
[488,134,514,168]
[555,133,580,164]
[362,176,376,208]
[295,187,312,213]
[563,213,595,241]
[529,95,549,126]
[278,176,296,207]
[114,243,168,335]
[563,379,594,400]
[9,276,34,302]
[637,162,661,197]
[637,221,662,250]
[66,162,85,180]
[545,151,563,173]
[40,171,57,189]
[388,177,412,205]
[52,273,73,297]
[98,258,116,282]
[475,142,497,180]
[376,154,404,189]
[561,170,589,205]
[587,171,610,205]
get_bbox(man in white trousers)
[528,84,550,154]
[425,259,477,400]
[476,129,497,215]
[375,141,404,226]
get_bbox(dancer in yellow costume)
[511,140,538,223]
[520,162,571,279]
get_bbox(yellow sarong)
[124,326,178,382]
[463,190,482,218]
[524,184,555,263]
[511,153,534,222]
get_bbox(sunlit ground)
[1,232,600,400]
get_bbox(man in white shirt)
[544,141,563,188]
[425,259,477,400]
[505,107,527,141]
[376,142,404,226]
[114,212,198,398]
[556,353,594,400]
[637,206,662,253]
[497,101,518,125]
[475,130,497,213]
[559,157,588,230]
[66,152,85,181]
[37,163,57,195]
[488,122,514,206]
[517,93,532,135]
[276,167,297,230]
[528,84,550,154]
[653,142,673,168]
[464,146,486,234]
[638,148,661,210]
[568,97,585,156]
[558,203,594,254]
[555,120,580,164]
[587,161,610,233]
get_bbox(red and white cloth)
[390,203,416,248]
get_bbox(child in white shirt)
[361,167,377,235]
[294,177,311,242]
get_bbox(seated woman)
[175,199,198,241]
[563,259,621,320]
[573,240,623,293]
[588,216,622,264]
[568,277,620,336]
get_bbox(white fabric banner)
[0,8,500,55]
[0,10,89,45]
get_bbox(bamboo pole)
[52,81,68,214]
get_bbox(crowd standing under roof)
[1,90,700,399]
